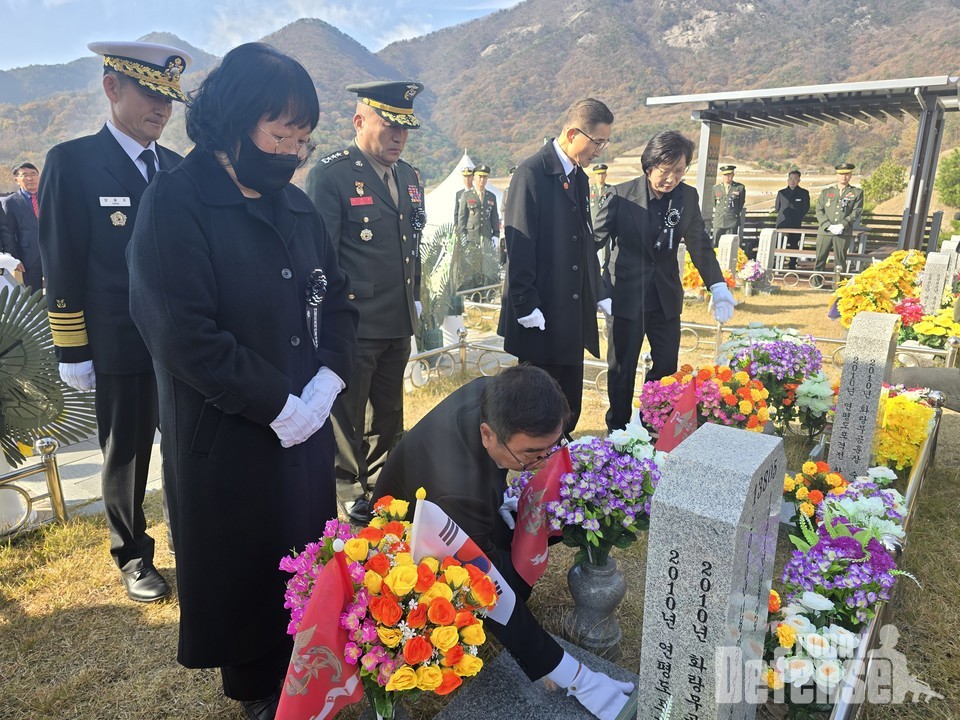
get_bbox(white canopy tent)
[423,151,503,242]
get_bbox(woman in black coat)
[128,43,358,719]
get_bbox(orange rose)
[468,575,498,608]
[402,635,434,665]
[373,495,394,512]
[455,611,478,629]
[442,644,465,667]
[390,541,410,554]
[357,526,385,544]
[464,564,485,583]
[782,397,792,406]
[406,603,428,629]
[815,461,830,473]
[428,597,457,626]
[383,521,407,539]
[441,556,462,570]
[369,595,402,626]
[436,669,463,696]
[697,368,713,382]
[716,367,733,382]
[415,562,437,593]
[807,489,824,505]
[746,416,760,429]
[769,590,781,614]
[365,553,391,577]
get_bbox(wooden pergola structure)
[647,75,960,250]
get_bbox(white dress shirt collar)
[552,138,576,177]
[106,121,158,181]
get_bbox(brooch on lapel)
[110,211,127,227]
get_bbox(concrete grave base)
[434,636,638,720]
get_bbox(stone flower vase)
[743,281,754,297]
[562,555,627,661]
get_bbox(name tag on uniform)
[350,196,374,206]
[100,197,131,206]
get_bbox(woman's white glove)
[517,308,546,330]
[270,394,322,448]
[709,282,736,324]
[566,663,636,720]
[301,367,345,429]
[59,361,96,392]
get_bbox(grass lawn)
[1,286,956,720]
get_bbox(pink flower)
[344,642,362,664]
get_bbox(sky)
[0,0,522,71]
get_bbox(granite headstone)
[755,229,776,276]
[718,234,740,276]
[828,311,899,478]
[638,423,784,720]
[938,238,960,283]
[919,251,950,315]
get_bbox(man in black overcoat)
[0,162,43,290]
[775,170,811,270]
[38,40,191,602]
[498,98,614,434]
[595,131,736,432]
[305,81,425,523]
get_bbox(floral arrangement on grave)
[506,423,662,567]
[681,247,746,292]
[832,249,925,329]
[893,296,925,342]
[638,364,771,434]
[782,460,849,526]
[794,372,836,439]
[280,495,498,719]
[908,305,960,350]
[873,384,936,471]
[718,325,823,432]
[816,469,905,552]
[737,259,766,284]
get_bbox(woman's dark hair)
[186,43,319,154]
[640,130,695,174]
[480,364,570,441]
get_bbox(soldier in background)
[775,170,810,270]
[454,166,474,237]
[712,164,745,245]
[305,80,425,524]
[814,162,863,273]
[457,163,500,288]
[589,163,612,221]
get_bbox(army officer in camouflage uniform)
[712,164,745,245]
[814,162,863,273]
[305,80,425,523]
[457,163,500,288]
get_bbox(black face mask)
[232,134,299,195]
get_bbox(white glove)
[59,361,96,392]
[491,236,500,250]
[301,367,345,429]
[597,298,612,316]
[498,491,519,530]
[566,663,636,720]
[415,300,422,318]
[517,308,546,330]
[709,282,736,324]
[828,224,844,235]
[270,394,322,448]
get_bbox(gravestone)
[717,235,740,276]
[638,423,784,720]
[938,238,960,283]
[919,252,950,315]
[828,312,898,478]
[755,229,776,277]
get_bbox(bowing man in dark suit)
[498,98,614,434]
[595,131,736,432]
[0,162,43,290]
[38,40,191,603]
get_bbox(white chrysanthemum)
[799,591,835,613]
[867,466,898,485]
[781,614,815,635]
[776,655,815,688]
[823,624,861,659]
[798,632,837,660]
[813,658,845,690]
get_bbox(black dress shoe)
[347,496,372,525]
[240,692,280,720]
[120,565,171,603]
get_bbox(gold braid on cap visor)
[103,55,187,101]
[360,98,421,127]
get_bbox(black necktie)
[139,149,157,183]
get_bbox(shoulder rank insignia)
[110,211,127,227]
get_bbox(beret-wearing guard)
[87,40,192,102]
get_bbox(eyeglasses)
[500,434,568,471]
[651,164,689,179]
[574,128,610,151]
[256,126,317,162]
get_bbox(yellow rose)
[738,400,753,414]
[826,473,843,487]
[369,516,386,529]
[766,668,785,691]
[776,623,797,648]
[363,570,383,594]
[386,665,418,691]
[431,626,461,653]
[757,407,770,423]
[661,376,677,386]
[420,581,454,604]
[421,557,440,573]
[750,389,764,402]
[416,665,444,691]
[377,626,403,648]
[799,502,815,517]
[783,475,795,493]
[802,461,818,476]
[795,486,809,501]
[454,653,484,677]
[394,552,415,567]
[444,566,470,588]
[460,622,486,646]
[344,538,370,563]
[389,499,410,518]
[734,371,750,385]
[385,565,419,597]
